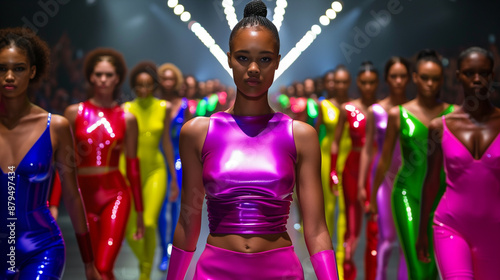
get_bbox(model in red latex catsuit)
[332,61,379,280]
[65,48,144,280]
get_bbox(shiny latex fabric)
[342,103,377,280]
[121,96,168,279]
[78,171,130,279]
[193,244,304,280]
[202,111,296,234]
[74,101,125,168]
[319,99,350,279]
[158,97,187,265]
[432,116,500,279]
[371,104,407,280]
[74,101,130,279]
[0,114,66,279]
[392,105,453,280]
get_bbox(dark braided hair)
[229,0,280,52]
[384,56,410,81]
[358,61,378,77]
[0,27,50,86]
[414,49,443,73]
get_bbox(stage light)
[311,24,321,35]
[332,1,343,12]
[167,0,178,8]
[319,15,330,26]
[272,0,287,31]
[173,4,184,15]
[180,11,191,22]
[326,8,337,19]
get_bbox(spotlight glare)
[311,24,321,35]
[180,11,191,22]
[173,4,184,15]
[319,15,330,26]
[167,0,178,8]
[326,9,336,19]
[332,1,342,12]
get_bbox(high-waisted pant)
[194,244,304,280]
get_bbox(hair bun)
[417,49,439,60]
[244,0,267,18]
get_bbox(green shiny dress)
[392,105,453,280]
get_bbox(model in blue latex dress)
[0,27,99,280]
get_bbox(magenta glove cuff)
[311,249,339,280]
[166,246,194,280]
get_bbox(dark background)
[1,0,500,106]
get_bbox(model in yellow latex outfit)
[315,67,352,280]
[121,62,179,280]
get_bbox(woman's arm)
[314,101,324,134]
[52,115,101,280]
[369,106,400,214]
[123,112,144,240]
[358,106,375,208]
[162,102,179,201]
[167,117,208,280]
[294,121,339,279]
[416,117,444,263]
[294,121,333,255]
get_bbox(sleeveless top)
[395,105,454,199]
[371,104,401,183]
[434,116,500,227]
[202,112,297,234]
[0,114,64,260]
[345,102,366,149]
[123,96,167,170]
[74,101,126,168]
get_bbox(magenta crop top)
[201,111,297,234]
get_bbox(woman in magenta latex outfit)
[0,27,100,280]
[358,57,410,280]
[64,48,144,280]
[417,47,500,280]
[331,61,379,280]
[165,1,338,279]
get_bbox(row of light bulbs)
[167,1,343,80]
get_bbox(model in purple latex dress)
[358,57,410,280]
[166,1,338,279]
[417,47,500,280]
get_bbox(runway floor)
[58,199,401,279]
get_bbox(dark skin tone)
[331,71,378,189]
[0,46,101,279]
[416,52,499,262]
[314,71,352,136]
[369,61,453,215]
[173,26,332,256]
[358,62,409,211]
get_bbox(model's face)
[333,70,351,96]
[134,72,155,98]
[413,61,443,98]
[227,27,280,99]
[323,72,335,94]
[90,60,119,97]
[457,53,493,97]
[0,46,36,99]
[386,62,409,95]
[160,69,177,92]
[357,71,378,99]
